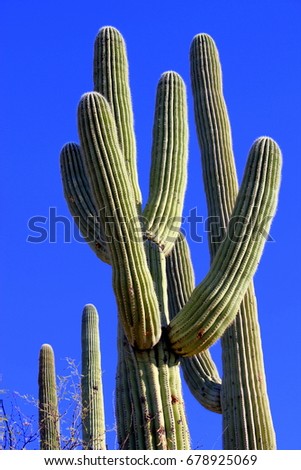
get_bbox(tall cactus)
[190,34,278,449]
[38,344,60,450]
[81,304,106,450]
[60,26,281,449]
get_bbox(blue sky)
[1,0,300,450]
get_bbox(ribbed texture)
[144,239,169,326]
[190,33,278,449]
[81,305,106,449]
[190,33,237,252]
[78,92,161,350]
[166,232,222,413]
[60,142,110,264]
[115,323,138,450]
[143,72,188,255]
[38,344,60,450]
[94,26,141,211]
[168,137,282,355]
[116,334,190,450]
[116,239,190,450]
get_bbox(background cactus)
[38,305,106,450]
[59,26,282,450]
[38,344,60,450]
[81,304,106,450]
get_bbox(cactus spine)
[38,344,60,450]
[59,26,282,449]
[81,304,106,450]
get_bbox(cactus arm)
[94,26,141,211]
[166,232,222,413]
[77,92,161,350]
[38,344,60,450]
[190,33,277,449]
[81,304,106,450]
[190,33,238,253]
[60,142,110,264]
[143,72,188,255]
[168,137,282,356]
[144,239,169,326]
[182,356,222,414]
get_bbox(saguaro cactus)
[81,304,106,450]
[60,26,281,449]
[38,344,60,450]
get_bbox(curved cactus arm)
[221,286,276,449]
[166,232,222,413]
[182,356,222,414]
[60,142,110,264]
[168,137,282,356]
[77,92,161,350]
[38,344,60,450]
[143,72,188,255]
[190,33,277,449]
[81,304,106,450]
[94,26,141,211]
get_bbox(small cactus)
[38,344,60,450]
[81,304,106,450]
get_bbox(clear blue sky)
[1,0,300,450]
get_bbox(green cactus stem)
[81,304,106,450]
[60,142,110,264]
[143,72,188,255]
[77,92,161,350]
[168,137,282,356]
[116,328,190,450]
[115,241,190,449]
[190,33,277,449]
[60,26,282,451]
[166,232,222,413]
[38,344,60,450]
[115,323,139,449]
[94,26,141,211]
